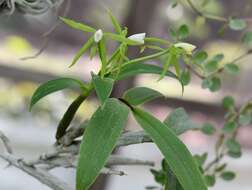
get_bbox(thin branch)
[184,0,227,22]
[28,154,154,169]
[0,153,73,190]
[101,167,125,176]
[107,155,155,166]
[0,130,13,154]
[56,131,152,155]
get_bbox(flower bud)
[94,29,103,43]
[128,33,146,44]
[174,42,196,55]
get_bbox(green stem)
[124,49,170,66]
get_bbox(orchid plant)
[29,7,252,190]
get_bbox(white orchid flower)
[94,29,103,43]
[174,42,196,55]
[128,33,146,44]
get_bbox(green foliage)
[204,175,216,187]
[222,121,237,133]
[60,17,96,33]
[107,9,122,34]
[163,108,200,135]
[221,171,236,181]
[222,96,235,110]
[226,138,241,155]
[92,73,114,104]
[242,31,252,44]
[178,24,190,40]
[202,77,221,92]
[30,78,88,110]
[116,62,179,82]
[194,153,208,168]
[150,159,183,190]
[56,95,87,140]
[239,114,252,125]
[123,87,163,106]
[224,63,240,75]
[70,37,94,67]
[229,18,247,31]
[28,8,252,190]
[192,51,208,64]
[133,107,207,190]
[77,98,129,190]
[201,123,216,135]
[180,69,191,86]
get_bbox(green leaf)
[226,138,241,154]
[201,123,216,135]
[133,108,207,190]
[159,53,175,80]
[70,37,94,67]
[92,74,114,104]
[97,38,107,77]
[178,24,189,40]
[194,153,208,167]
[181,69,191,86]
[215,163,227,173]
[150,169,166,184]
[164,108,200,135]
[212,54,224,62]
[30,78,87,110]
[117,63,179,81]
[60,17,96,33]
[229,18,247,31]
[77,98,129,190]
[204,60,218,72]
[222,121,237,133]
[222,96,235,110]
[104,33,141,46]
[202,77,221,92]
[221,171,236,181]
[228,150,242,158]
[89,44,97,60]
[56,95,87,140]
[239,114,252,125]
[204,175,216,187]
[192,51,208,64]
[107,9,122,34]
[123,87,163,106]
[224,63,240,75]
[242,31,252,44]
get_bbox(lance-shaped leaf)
[56,95,88,140]
[97,38,107,76]
[123,87,163,106]
[77,98,129,190]
[70,37,94,67]
[107,9,122,34]
[164,108,200,135]
[117,63,178,81]
[133,108,207,190]
[60,17,96,33]
[104,33,141,46]
[116,63,184,93]
[92,74,114,104]
[30,78,87,110]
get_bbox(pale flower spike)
[128,33,146,44]
[174,42,197,55]
[94,29,103,43]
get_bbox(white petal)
[94,29,103,43]
[128,33,146,44]
[174,42,196,54]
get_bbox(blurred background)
[0,0,252,189]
